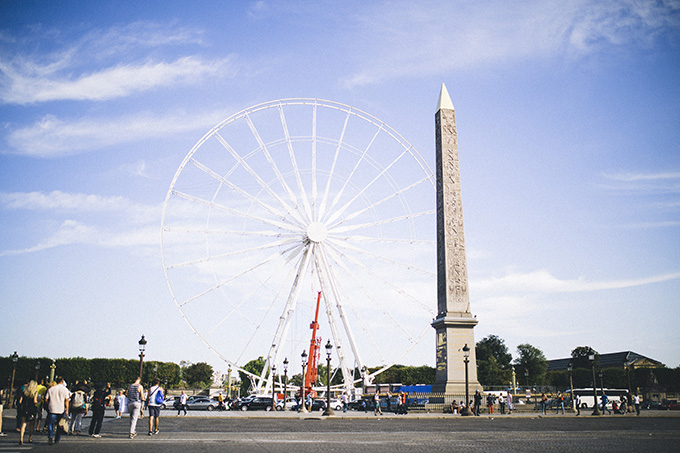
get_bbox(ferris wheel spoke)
[324,245,427,360]
[331,175,432,227]
[320,245,387,364]
[278,104,313,221]
[325,239,433,314]
[162,226,296,238]
[165,236,300,271]
[318,109,350,221]
[330,209,435,234]
[214,132,306,226]
[245,114,309,222]
[325,124,383,222]
[178,248,290,307]
[190,158,305,229]
[332,235,434,246]
[172,190,302,234]
[326,148,409,226]
[327,237,434,279]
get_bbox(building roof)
[547,351,663,372]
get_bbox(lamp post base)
[460,407,473,416]
[323,408,335,416]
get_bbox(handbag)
[57,416,69,432]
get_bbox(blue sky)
[1,0,679,377]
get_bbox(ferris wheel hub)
[306,222,328,243]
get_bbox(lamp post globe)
[323,340,335,416]
[300,350,308,413]
[283,357,289,410]
[138,335,147,379]
[461,344,472,416]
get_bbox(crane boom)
[304,291,322,394]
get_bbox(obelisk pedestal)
[431,84,482,395]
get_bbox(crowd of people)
[1,375,167,445]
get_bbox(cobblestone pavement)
[2,410,678,452]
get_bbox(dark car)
[289,399,327,412]
[239,396,275,411]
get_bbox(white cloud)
[0,190,159,224]
[0,220,159,256]
[1,56,234,104]
[4,109,229,158]
[341,0,680,88]
[472,269,680,294]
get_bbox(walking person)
[498,394,506,414]
[88,382,110,438]
[556,392,565,415]
[127,377,144,439]
[177,390,188,416]
[341,392,348,413]
[45,377,71,445]
[147,378,163,435]
[373,391,383,416]
[575,395,581,416]
[68,387,88,435]
[116,390,128,419]
[386,390,392,413]
[473,390,482,416]
[634,394,641,416]
[18,380,38,445]
[0,389,6,437]
[507,392,513,414]
[540,393,547,414]
[487,394,494,414]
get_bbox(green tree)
[183,362,214,388]
[514,344,548,386]
[240,357,265,395]
[571,346,599,369]
[476,335,513,386]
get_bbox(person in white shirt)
[146,378,163,436]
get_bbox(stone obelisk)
[431,83,482,394]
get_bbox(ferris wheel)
[161,99,437,394]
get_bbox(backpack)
[72,391,85,409]
[154,387,164,405]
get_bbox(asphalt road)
[2,411,679,452]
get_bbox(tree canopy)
[514,343,548,386]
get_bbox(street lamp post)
[589,354,601,415]
[568,362,575,411]
[300,350,308,413]
[271,365,277,411]
[138,335,147,379]
[511,366,517,394]
[227,365,232,399]
[360,366,367,395]
[34,361,41,381]
[599,370,605,414]
[49,360,56,383]
[461,344,472,416]
[524,369,529,389]
[8,352,18,408]
[323,340,335,416]
[283,357,289,410]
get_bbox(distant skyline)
[1,0,679,374]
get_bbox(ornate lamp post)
[283,357,289,410]
[34,361,41,381]
[599,370,605,413]
[49,360,56,383]
[227,365,232,399]
[589,353,601,415]
[568,362,575,411]
[461,344,472,416]
[323,340,335,416]
[271,365,277,411]
[300,350,308,413]
[361,366,367,394]
[138,335,147,379]
[8,352,18,407]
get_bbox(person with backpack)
[88,382,111,438]
[146,378,163,436]
[68,387,88,435]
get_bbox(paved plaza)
[2,409,679,452]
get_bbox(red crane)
[304,291,322,396]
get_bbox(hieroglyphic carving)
[435,108,470,315]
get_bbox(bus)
[566,388,630,410]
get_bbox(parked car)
[329,398,343,411]
[239,396,275,411]
[661,400,680,410]
[187,396,218,411]
[161,396,179,409]
[289,399,327,412]
[276,397,297,411]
